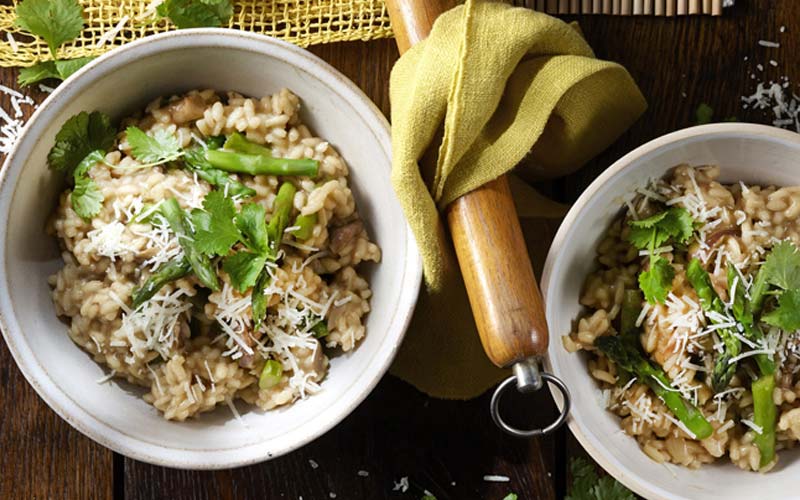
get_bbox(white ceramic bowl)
[542,123,800,500]
[0,30,421,469]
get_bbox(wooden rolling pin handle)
[446,177,549,367]
[386,0,549,368]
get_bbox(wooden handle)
[447,177,549,366]
[385,0,550,367]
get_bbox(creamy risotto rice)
[47,89,380,421]
[565,165,800,472]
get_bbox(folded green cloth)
[388,0,647,398]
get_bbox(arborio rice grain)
[48,89,381,421]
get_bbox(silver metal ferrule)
[513,357,543,393]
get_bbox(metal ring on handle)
[490,365,571,438]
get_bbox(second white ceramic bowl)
[0,30,422,469]
[542,123,800,500]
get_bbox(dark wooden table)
[0,1,794,498]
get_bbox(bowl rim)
[0,28,423,469]
[541,123,800,499]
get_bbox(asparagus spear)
[183,146,256,198]
[727,264,777,467]
[267,182,297,258]
[291,213,317,241]
[686,259,741,392]
[596,335,713,440]
[130,257,191,309]
[205,149,318,177]
[159,198,220,291]
[251,266,271,329]
[752,374,777,468]
[620,289,643,339]
[224,132,273,157]
[727,264,774,375]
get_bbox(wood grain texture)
[384,0,455,54]
[447,177,549,366]
[1,1,798,499]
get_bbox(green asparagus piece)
[267,182,297,257]
[251,267,271,330]
[727,264,777,468]
[291,213,317,241]
[258,359,283,389]
[727,264,775,375]
[224,132,273,157]
[311,320,329,339]
[205,149,318,177]
[620,289,643,339]
[183,146,256,198]
[131,257,192,309]
[596,335,713,440]
[752,374,777,468]
[159,198,220,291]
[687,259,741,392]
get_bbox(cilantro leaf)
[502,495,518,500]
[657,207,694,244]
[222,251,267,292]
[639,256,675,304]
[762,240,800,291]
[70,150,105,219]
[190,191,241,256]
[126,126,182,165]
[566,457,634,500]
[762,289,800,332]
[15,0,84,57]
[157,0,233,29]
[48,111,116,175]
[236,203,269,254]
[18,56,94,87]
[628,207,694,250]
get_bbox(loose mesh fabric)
[0,0,394,67]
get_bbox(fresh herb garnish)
[48,111,116,175]
[190,191,241,257]
[157,0,233,29]
[18,56,94,86]
[695,102,714,125]
[502,495,519,500]
[15,0,84,57]
[565,457,636,500]
[126,126,182,166]
[159,198,220,291]
[627,207,693,304]
[70,150,105,219]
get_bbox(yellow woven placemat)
[0,0,394,67]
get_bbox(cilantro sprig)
[627,207,694,304]
[48,111,116,175]
[70,150,105,219]
[15,0,83,57]
[157,0,233,29]
[751,240,800,331]
[18,57,94,87]
[14,0,94,87]
[126,126,183,166]
[566,457,635,500]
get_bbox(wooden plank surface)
[0,0,796,499]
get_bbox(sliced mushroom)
[329,220,363,255]
[166,94,206,125]
[706,227,741,247]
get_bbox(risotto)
[47,89,380,421]
[564,164,800,472]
